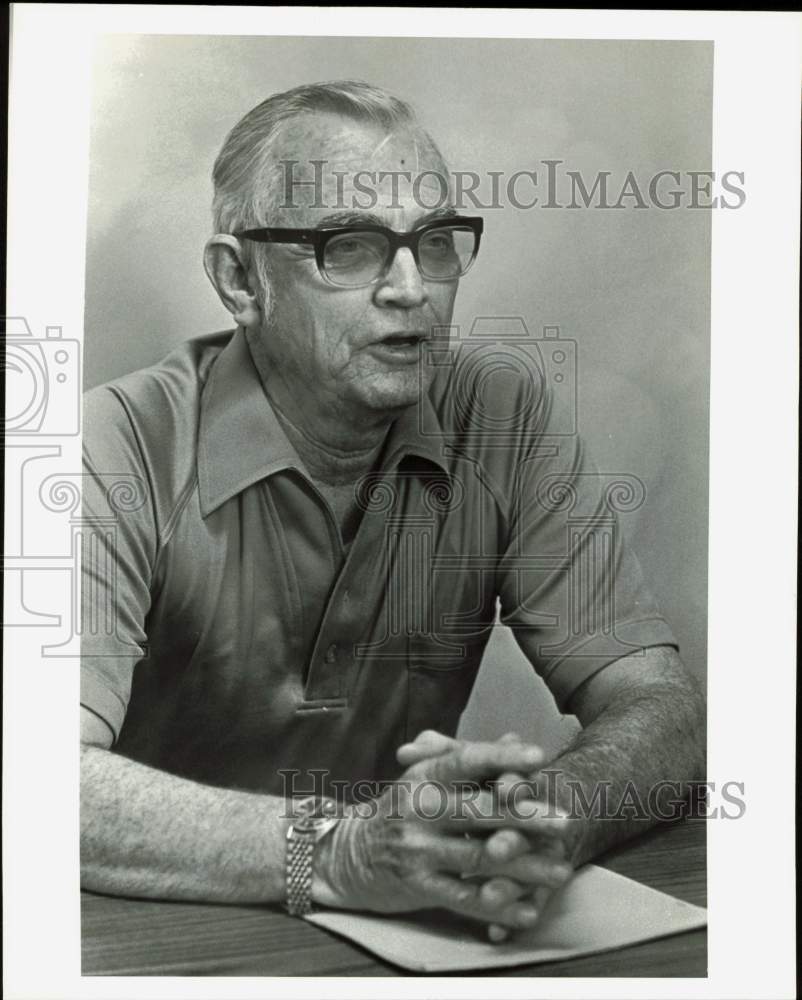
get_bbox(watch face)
[298,815,336,834]
[291,796,339,834]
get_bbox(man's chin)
[353,370,427,416]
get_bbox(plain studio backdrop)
[83,35,711,756]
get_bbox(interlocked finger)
[405,869,541,932]
[478,876,527,911]
[436,787,571,838]
[407,829,572,887]
[412,740,546,786]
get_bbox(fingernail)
[550,863,573,884]
[516,905,539,926]
[488,924,508,943]
[480,885,502,906]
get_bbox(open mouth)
[378,332,426,348]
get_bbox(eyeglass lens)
[322,226,477,286]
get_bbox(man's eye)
[330,239,363,256]
[421,232,455,255]
[325,236,383,268]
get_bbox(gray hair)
[211,80,445,305]
[212,80,444,232]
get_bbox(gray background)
[84,35,711,756]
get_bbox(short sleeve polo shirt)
[80,327,677,795]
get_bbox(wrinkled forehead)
[262,112,452,227]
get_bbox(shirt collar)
[198,328,450,518]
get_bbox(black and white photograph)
[4,6,799,998]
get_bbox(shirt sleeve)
[80,386,157,742]
[497,416,678,714]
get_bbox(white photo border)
[4,5,799,999]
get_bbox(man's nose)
[373,247,428,308]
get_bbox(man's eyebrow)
[313,206,459,230]
[419,206,459,224]
[315,211,384,228]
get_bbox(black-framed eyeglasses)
[233,216,483,288]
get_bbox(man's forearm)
[81,745,290,902]
[82,739,575,934]
[534,649,706,867]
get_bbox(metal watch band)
[285,797,340,917]
[286,830,316,916]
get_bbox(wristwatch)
[285,796,340,916]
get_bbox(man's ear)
[203,235,263,329]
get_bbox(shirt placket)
[298,479,396,710]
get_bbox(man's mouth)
[376,332,427,348]
[367,331,429,365]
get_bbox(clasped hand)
[313,730,577,940]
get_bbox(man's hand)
[312,733,574,938]
[395,729,575,941]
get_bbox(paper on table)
[306,863,707,973]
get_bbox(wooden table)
[82,818,706,977]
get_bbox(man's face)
[249,114,460,420]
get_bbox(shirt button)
[325,643,338,664]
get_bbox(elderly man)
[80,80,705,940]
